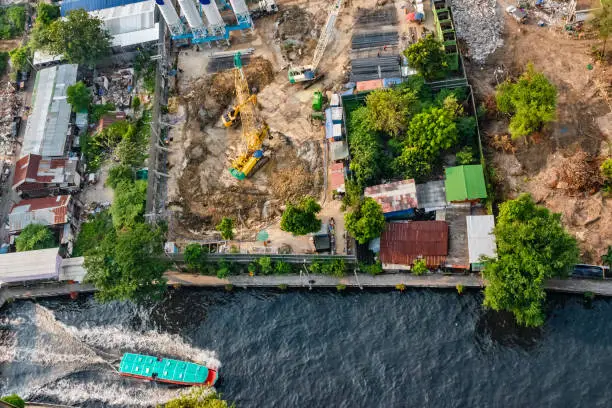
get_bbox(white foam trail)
[67,325,221,369]
[31,378,200,406]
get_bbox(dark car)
[11,117,22,138]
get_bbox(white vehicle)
[506,5,527,23]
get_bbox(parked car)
[506,5,527,23]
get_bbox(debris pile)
[524,0,571,26]
[275,6,322,63]
[0,83,22,156]
[93,68,134,108]
[450,0,503,63]
[556,150,604,195]
[183,57,274,123]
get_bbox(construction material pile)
[275,6,321,64]
[207,48,254,73]
[450,0,503,63]
[93,68,134,108]
[0,84,22,156]
[349,5,401,82]
[524,0,571,25]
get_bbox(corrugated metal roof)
[111,23,159,47]
[380,221,448,267]
[466,215,496,264]
[415,180,447,210]
[330,162,345,191]
[59,256,86,282]
[331,140,349,161]
[90,2,155,35]
[444,165,487,202]
[12,155,79,192]
[0,247,60,284]
[356,79,383,92]
[23,64,77,157]
[365,179,418,214]
[9,196,71,232]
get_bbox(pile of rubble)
[450,0,504,63]
[524,0,571,26]
[92,68,134,108]
[0,83,22,157]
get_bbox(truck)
[506,6,527,23]
[251,0,278,19]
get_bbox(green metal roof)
[119,353,210,384]
[444,165,487,201]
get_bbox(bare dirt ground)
[466,11,612,262]
[165,0,370,251]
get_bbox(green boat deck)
[119,353,212,384]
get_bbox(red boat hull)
[119,369,218,386]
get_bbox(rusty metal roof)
[380,221,449,267]
[364,179,418,214]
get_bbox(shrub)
[412,259,428,276]
[258,256,273,275]
[278,283,288,291]
[1,394,25,408]
[403,35,448,80]
[336,284,347,292]
[216,217,235,240]
[456,146,475,165]
[456,284,464,295]
[132,95,141,110]
[395,283,406,291]
[280,196,322,235]
[360,261,383,276]
[15,224,56,252]
[601,158,612,180]
[274,260,292,275]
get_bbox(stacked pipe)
[351,31,399,50]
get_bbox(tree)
[73,211,114,256]
[258,256,273,275]
[8,46,29,72]
[280,196,322,235]
[344,197,385,244]
[482,194,579,327]
[84,223,167,302]
[132,95,141,110]
[114,123,147,167]
[0,52,7,75]
[364,87,419,137]
[592,0,612,58]
[403,35,448,80]
[184,244,205,272]
[15,224,56,252]
[602,246,612,271]
[405,107,458,159]
[496,63,557,140]
[67,81,92,112]
[347,107,385,187]
[45,9,111,66]
[36,3,61,25]
[215,217,234,240]
[393,146,432,181]
[1,394,25,408]
[110,180,147,229]
[106,165,134,189]
[601,158,612,180]
[160,388,233,408]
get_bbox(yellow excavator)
[227,52,269,180]
[222,94,256,127]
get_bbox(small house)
[444,165,487,203]
[12,154,81,197]
[379,221,449,269]
[466,215,496,271]
[365,179,418,219]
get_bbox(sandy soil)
[467,10,612,262]
[164,0,373,250]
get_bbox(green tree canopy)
[72,211,114,256]
[36,3,61,25]
[15,224,57,252]
[1,394,25,408]
[496,63,557,140]
[602,246,612,270]
[393,146,432,181]
[403,35,448,80]
[364,87,419,137]
[482,194,579,327]
[110,180,147,229]
[8,46,29,72]
[67,81,92,112]
[184,243,206,272]
[592,0,612,57]
[106,165,134,189]
[601,157,612,180]
[347,106,385,187]
[44,9,111,66]
[216,217,234,240]
[344,197,385,244]
[84,223,167,302]
[405,106,458,159]
[160,388,233,408]
[280,196,322,235]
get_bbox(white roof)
[90,1,155,35]
[466,215,496,263]
[22,64,77,157]
[111,23,159,47]
[59,256,86,282]
[33,50,64,66]
[0,248,60,284]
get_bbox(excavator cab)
[222,107,238,127]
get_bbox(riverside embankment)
[4,272,612,309]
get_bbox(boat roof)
[119,353,209,384]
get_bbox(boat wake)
[0,303,220,407]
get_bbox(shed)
[312,222,331,252]
[444,165,487,202]
[356,79,383,92]
[330,140,349,161]
[415,180,446,211]
[466,215,496,271]
[22,64,78,157]
[379,221,448,269]
[0,247,61,284]
[364,179,418,218]
[330,93,341,107]
[9,195,72,232]
[331,107,343,124]
[330,162,345,192]
[332,124,343,140]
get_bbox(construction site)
[156,0,611,261]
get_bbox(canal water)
[1,288,612,407]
